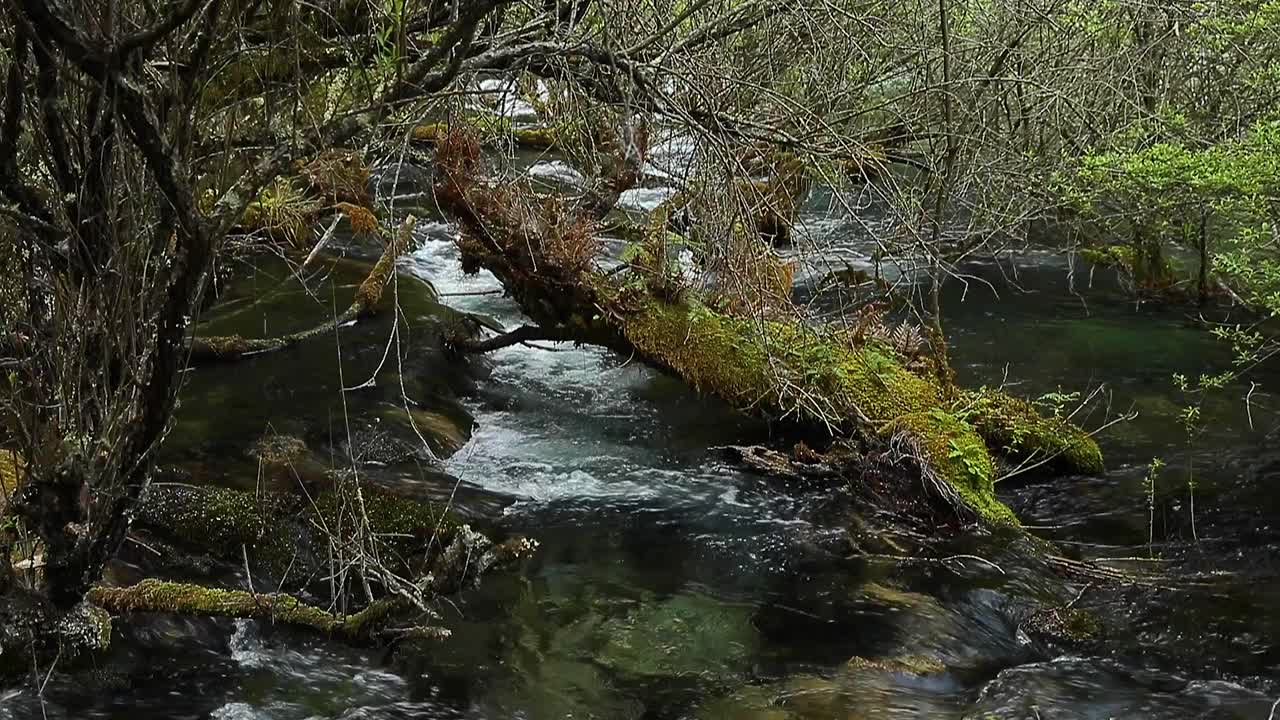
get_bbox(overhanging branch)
[449,324,582,353]
[188,217,416,363]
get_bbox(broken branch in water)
[187,217,417,363]
[448,323,582,353]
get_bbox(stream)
[4,151,1280,719]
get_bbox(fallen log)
[431,126,1101,526]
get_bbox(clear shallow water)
[6,181,1280,719]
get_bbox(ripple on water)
[973,656,1275,719]
[211,621,475,720]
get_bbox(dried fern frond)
[336,202,380,236]
[303,150,371,206]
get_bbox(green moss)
[617,298,1023,522]
[845,654,945,674]
[619,298,940,425]
[855,582,940,611]
[958,388,1104,475]
[1026,605,1102,643]
[885,410,1018,526]
[87,579,398,639]
[140,477,462,581]
[512,126,559,149]
[83,605,113,652]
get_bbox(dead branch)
[187,217,417,363]
[448,324,583,353]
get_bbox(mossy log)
[86,580,416,642]
[958,388,1103,475]
[58,482,530,654]
[188,216,415,362]
[433,127,1103,526]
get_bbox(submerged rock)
[597,591,759,683]
[341,425,432,465]
[698,654,954,720]
[373,401,475,459]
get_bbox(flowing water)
[4,159,1280,719]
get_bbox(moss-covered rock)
[341,426,427,465]
[1025,604,1103,645]
[137,481,461,577]
[137,485,288,563]
[0,600,112,677]
[311,479,461,553]
[249,434,331,487]
[854,582,942,612]
[373,402,474,459]
[845,654,945,675]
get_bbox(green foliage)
[242,177,321,246]
[1034,389,1082,418]
[1063,120,1280,303]
[1078,245,1136,273]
